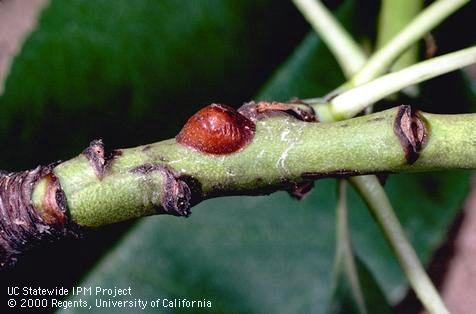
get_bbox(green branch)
[21,103,470,313]
[330,46,476,119]
[27,105,476,228]
[292,0,366,78]
[308,46,476,119]
[376,0,423,72]
[377,0,423,97]
[352,0,470,85]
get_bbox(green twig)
[352,0,470,86]
[308,44,476,119]
[330,46,476,119]
[376,0,423,97]
[291,0,366,78]
[376,0,423,71]
[350,176,450,314]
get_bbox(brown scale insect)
[176,104,256,155]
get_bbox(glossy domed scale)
[176,104,255,155]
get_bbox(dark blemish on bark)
[40,173,67,225]
[288,98,319,122]
[255,177,264,184]
[289,97,307,105]
[82,140,107,178]
[287,181,314,200]
[239,101,318,122]
[302,170,394,182]
[111,149,123,158]
[178,175,202,207]
[159,167,192,217]
[376,173,390,186]
[208,184,226,197]
[207,177,295,198]
[207,177,313,200]
[238,102,284,120]
[0,165,78,268]
[324,91,340,102]
[131,163,198,217]
[208,184,279,198]
[394,105,428,165]
[131,163,162,174]
[366,117,385,122]
[302,170,393,181]
[340,123,349,128]
[82,140,123,179]
[302,170,364,180]
[161,181,191,216]
[142,145,168,162]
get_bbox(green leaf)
[61,184,338,313]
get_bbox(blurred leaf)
[61,185,338,314]
[328,182,392,314]
[328,255,392,314]
[347,171,470,302]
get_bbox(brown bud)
[176,104,255,155]
[394,105,428,164]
